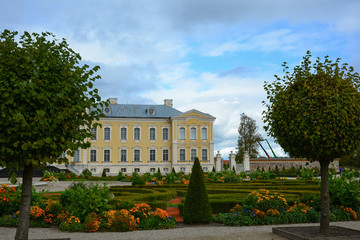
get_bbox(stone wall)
[249,158,339,172]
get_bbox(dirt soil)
[275,226,360,239]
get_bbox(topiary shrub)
[183,157,212,224]
[102,169,107,178]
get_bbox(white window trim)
[73,149,80,163]
[133,149,141,162]
[162,149,169,162]
[190,127,197,140]
[103,148,111,162]
[120,126,128,142]
[149,126,156,141]
[133,126,141,142]
[149,149,156,162]
[162,127,169,142]
[120,149,127,162]
[190,148,197,161]
[179,148,186,161]
[201,126,208,141]
[179,127,186,140]
[90,127,97,141]
[103,125,112,142]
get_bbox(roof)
[92,104,183,119]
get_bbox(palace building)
[62,98,216,175]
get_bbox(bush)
[118,172,125,181]
[102,169,107,178]
[82,169,92,179]
[183,157,212,224]
[60,182,111,221]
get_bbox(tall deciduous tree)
[0,30,106,239]
[263,51,360,234]
[235,113,262,163]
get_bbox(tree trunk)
[15,164,33,240]
[319,159,330,235]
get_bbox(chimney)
[108,98,118,104]
[164,99,173,107]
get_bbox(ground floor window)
[203,167,208,172]
[163,168,169,172]
[121,168,127,173]
[104,168,110,173]
[180,167,185,172]
[150,168,156,173]
[134,168,140,173]
[90,168,96,173]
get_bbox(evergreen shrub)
[183,158,212,224]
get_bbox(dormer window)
[147,107,155,115]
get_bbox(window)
[120,149,127,162]
[91,168,96,173]
[150,168,156,173]
[202,149,208,161]
[180,149,185,161]
[150,149,156,162]
[121,168,127,173]
[191,149,196,161]
[179,127,185,140]
[163,149,169,161]
[163,168,169,172]
[150,128,155,140]
[104,168,110,173]
[134,128,140,140]
[134,168,140,173]
[121,127,127,140]
[203,167,208,172]
[180,167,185,172]
[162,128,169,140]
[190,127,196,140]
[90,150,97,162]
[134,150,140,162]
[104,149,110,162]
[201,127,207,140]
[104,127,110,140]
[90,128,97,140]
[73,150,80,162]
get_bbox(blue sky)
[1,0,360,158]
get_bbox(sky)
[1,0,360,159]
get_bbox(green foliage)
[0,30,106,171]
[263,51,360,162]
[82,169,92,179]
[131,172,145,185]
[101,169,107,178]
[300,168,315,180]
[183,158,212,224]
[235,113,262,163]
[329,169,360,210]
[60,182,111,221]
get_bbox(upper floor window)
[104,127,111,140]
[190,127,196,140]
[104,149,110,162]
[202,149,208,161]
[134,128,140,141]
[134,149,140,162]
[201,127,208,140]
[163,149,169,161]
[150,128,156,140]
[90,150,97,162]
[179,149,185,161]
[90,127,97,140]
[162,128,169,140]
[179,127,185,140]
[150,149,156,161]
[73,150,80,162]
[121,127,127,140]
[120,149,127,162]
[191,149,196,161]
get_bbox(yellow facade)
[65,99,215,175]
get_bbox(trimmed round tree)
[183,157,212,224]
[263,51,360,234]
[0,30,106,239]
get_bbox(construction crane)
[265,139,277,158]
[257,141,271,158]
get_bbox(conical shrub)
[183,157,212,224]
